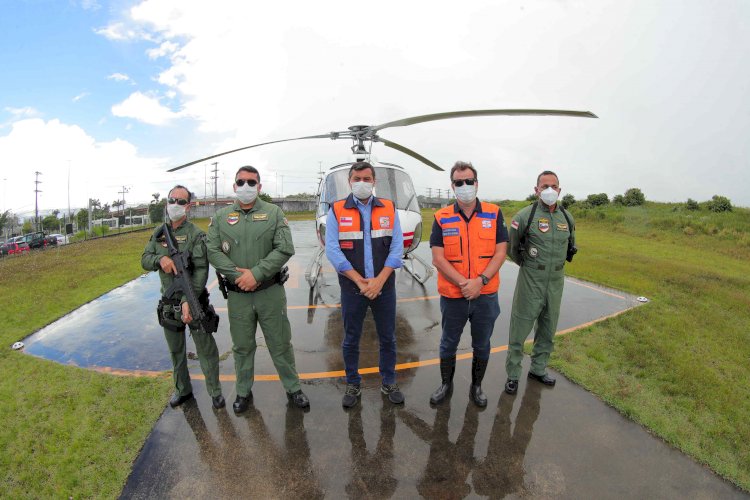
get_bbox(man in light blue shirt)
[325,161,405,408]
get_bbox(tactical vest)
[434,202,501,298]
[333,194,397,293]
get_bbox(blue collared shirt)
[325,195,404,278]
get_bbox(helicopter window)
[324,167,420,213]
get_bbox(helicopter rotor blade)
[377,137,444,171]
[167,133,335,172]
[371,109,598,132]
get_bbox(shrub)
[623,188,646,206]
[707,195,732,213]
[686,198,700,211]
[561,194,576,209]
[586,193,610,206]
[525,193,537,202]
[612,194,624,205]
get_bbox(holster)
[157,297,184,331]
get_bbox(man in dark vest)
[325,161,405,409]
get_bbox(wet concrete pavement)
[20,221,746,497]
[121,363,746,499]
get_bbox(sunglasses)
[167,198,189,206]
[452,178,477,187]
[235,179,258,187]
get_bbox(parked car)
[48,233,69,245]
[5,241,31,255]
[22,231,48,249]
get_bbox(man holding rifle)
[141,185,224,409]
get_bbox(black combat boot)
[469,356,488,407]
[429,357,456,405]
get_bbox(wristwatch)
[479,274,489,286]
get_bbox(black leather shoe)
[528,372,556,386]
[233,392,253,414]
[505,379,518,394]
[169,392,194,408]
[212,395,226,409]
[287,390,310,409]
[342,384,361,409]
[469,384,487,407]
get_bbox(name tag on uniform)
[340,241,354,249]
[340,216,353,227]
[443,227,459,237]
[252,213,268,221]
[557,223,568,231]
[175,235,187,243]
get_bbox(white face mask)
[167,203,186,222]
[351,181,374,200]
[454,184,477,204]
[540,187,559,206]
[236,184,258,204]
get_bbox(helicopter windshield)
[323,166,420,213]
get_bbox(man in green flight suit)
[207,165,310,413]
[505,170,576,394]
[141,185,225,409]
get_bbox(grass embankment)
[419,202,750,490]
[0,230,171,498]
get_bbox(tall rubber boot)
[469,356,488,407]
[429,357,456,405]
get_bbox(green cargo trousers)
[227,284,301,396]
[505,266,565,380]
[163,325,222,398]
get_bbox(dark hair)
[235,165,260,183]
[169,185,192,202]
[449,161,477,182]
[536,170,559,186]
[348,161,376,180]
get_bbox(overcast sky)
[1,0,748,218]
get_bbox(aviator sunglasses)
[235,179,258,187]
[167,198,189,205]
[452,178,477,187]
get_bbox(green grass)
[421,202,750,490]
[0,230,171,498]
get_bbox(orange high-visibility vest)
[434,202,501,298]
[333,194,397,292]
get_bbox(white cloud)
[146,41,178,59]
[94,0,750,205]
[0,119,176,216]
[79,0,100,11]
[5,106,40,118]
[111,92,182,125]
[107,72,132,83]
[72,92,90,102]
[94,22,155,42]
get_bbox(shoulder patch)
[511,220,519,230]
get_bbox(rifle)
[155,218,219,334]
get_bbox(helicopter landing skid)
[402,252,434,285]
[305,246,326,288]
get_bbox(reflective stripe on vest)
[435,201,501,298]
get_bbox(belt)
[523,263,564,271]
[225,278,278,294]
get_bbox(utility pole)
[280,175,284,198]
[118,186,129,216]
[34,171,42,231]
[426,187,432,198]
[67,160,71,228]
[211,162,219,203]
[436,188,442,199]
[204,163,207,200]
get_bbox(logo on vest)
[443,227,459,237]
[482,220,492,229]
[538,218,550,233]
[340,216,353,227]
[340,241,354,250]
[379,216,391,228]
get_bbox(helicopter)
[168,109,598,288]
